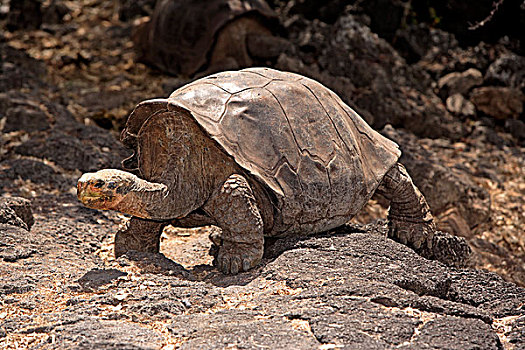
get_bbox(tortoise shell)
[122,68,400,234]
[133,0,276,76]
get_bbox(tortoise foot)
[114,217,165,258]
[388,218,435,251]
[213,240,263,274]
[389,219,472,267]
[421,231,472,268]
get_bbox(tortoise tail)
[377,163,472,267]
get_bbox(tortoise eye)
[93,180,104,188]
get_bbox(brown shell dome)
[122,68,401,230]
[133,0,276,76]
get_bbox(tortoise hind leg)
[376,163,471,267]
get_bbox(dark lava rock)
[393,23,458,64]
[506,315,525,348]
[485,53,525,91]
[170,309,320,349]
[0,197,33,230]
[505,119,525,140]
[0,44,46,92]
[2,209,524,348]
[0,224,37,262]
[45,318,164,350]
[42,0,70,25]
[471,86,524,120]
[15,128,127,172]
[77,268,127,292]
[6,0,42,31]
[410,0,525,50]
[117,0,156,21]
[2,104,50,132]
[402,316,500,349]
[360,0,409,42]
[0,158,67,188]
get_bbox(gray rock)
[170,310,320,349]
[438,68,483,98]
[402,316,500,349]
[45,318,164,349]
[0,273,36,295]
[2,210,524,349]
[505,119,525,140]
[0,197,33,230]
[471,86,524,119]
[485,53,525,90]
[15,129,126,172]
[446,93,476,116]
[0,158,67,188]
[77,269,127,292]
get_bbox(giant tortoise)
[133,0,288,77]
[78,68,470,274]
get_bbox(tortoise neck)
[115,178,170,219]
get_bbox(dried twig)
[468,0,505,30]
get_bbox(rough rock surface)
[437,68,483,98]
[446,93,476,116]
[485,53,525,91]
[471,86,524,120]
[1,197,524,348]
[1,1,525,348]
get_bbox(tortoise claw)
[213,241,263,274]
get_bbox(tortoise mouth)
[77,181,117,204]
[79,190,114,204]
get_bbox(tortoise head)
[77,169,137,210]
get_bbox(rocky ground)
[0,0,524,349]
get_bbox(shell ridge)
[325,163,334,217]
[240,69,275,79]
[217,94,234,124]
[190,81,234,95]
[265,87,316,227]
[299,82,358,156]
[263,87,302,172]
[264,83,334,166]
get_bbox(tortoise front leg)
[114,217,167,258]
[376,163,471,266]
[203,174,264,274]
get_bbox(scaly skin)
[114,217,166,257]
[376,163,471,267]
[203,174,265,274]
[77,170,265,274]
